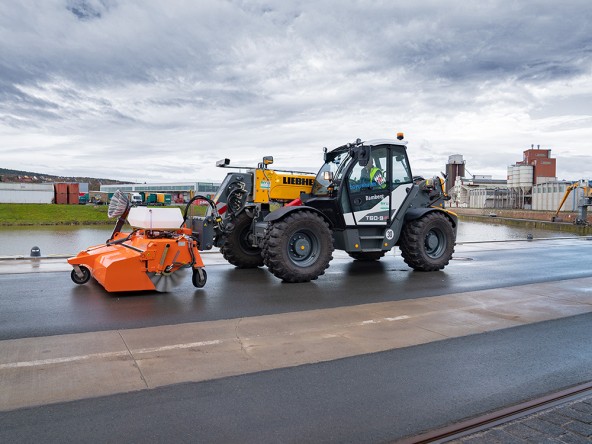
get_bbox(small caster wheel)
[192,268,207,288]
[71,266,91,285]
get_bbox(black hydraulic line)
[182,194,219,225]
[119,243,145,253]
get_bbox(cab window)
[348,147,389,191]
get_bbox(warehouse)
[0,183,55,203]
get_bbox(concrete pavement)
[2,275,592,412]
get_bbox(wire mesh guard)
[107,190,130,218]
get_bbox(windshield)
[311,152,350,196]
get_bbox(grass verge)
[0,203,208,226]
[0,204,111,225]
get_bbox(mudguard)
[264,205,333,228]
[404,208,458,233]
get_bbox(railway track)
[398,381,592,443]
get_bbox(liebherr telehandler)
[188,135,458,283]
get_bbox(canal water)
[0,220,580,257]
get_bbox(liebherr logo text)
[283,177,314,186]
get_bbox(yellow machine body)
[253,169,316,203]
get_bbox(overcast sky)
[1,0,591,184]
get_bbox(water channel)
[0,220,581,257]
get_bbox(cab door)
[345,146,391,226]
[343,144,413,226]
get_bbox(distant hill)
[0,168,131,191]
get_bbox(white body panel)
[344,186,410,226]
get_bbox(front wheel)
[399,212,455,271]
[262,211,334,283]
[219,211,264,268]
[71,266,91,285]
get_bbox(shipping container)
[146,193,157,205]
[146,193,172,206]
[54,183,69,204]
[68,193,79,205]
[55,184,68,204]
[68,183,80,204]
[159,193,172,205]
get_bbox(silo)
[445,154,465,192]
[517,165,533,194]
[507,165,514,188]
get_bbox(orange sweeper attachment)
[68,190,221,293]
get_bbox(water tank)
[445,154,465,192]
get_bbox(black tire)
[399,212,455,271]
[71,266,91,285]
[220,212,264,268]
[192,268,207,288]
[262,211,333,283]
[348,251,387,261]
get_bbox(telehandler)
[187,134,458,283]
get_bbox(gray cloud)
[1,1,591,183]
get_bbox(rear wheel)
[399,212,455,271]
[220,211,264,268]
[348,251,387,261]
[263,211,333,282]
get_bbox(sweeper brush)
[68,190,218,293]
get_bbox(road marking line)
[0,339,224,370]
[358,315,410,326]
[385,315,410,321]
[0,351,129,369]
[133,340,223,354]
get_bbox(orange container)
[54,183,68,204]
[68,183,79,205]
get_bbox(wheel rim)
[238,226,259,256]
[425,228,446,258]
[287,229,320,267]
[71,267,90,284]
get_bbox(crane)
[551,179,592,225]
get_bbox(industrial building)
[505,145,558,209]
[532,181,582,212]
[444,146,574,211]
[99,182,221,204]
[445,154,509,208]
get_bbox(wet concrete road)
[1,238,591,340]
[1,238,592,443]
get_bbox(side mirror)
[263,156,273,166]
[357,147,370,167]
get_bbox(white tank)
[516,165,533,192]
[127,207,184,229]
